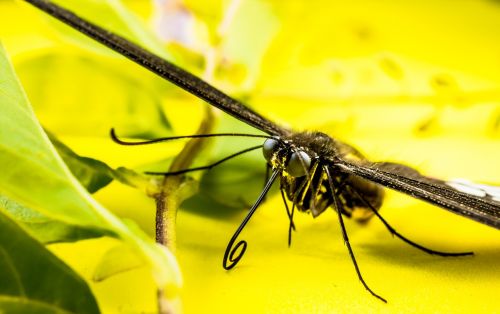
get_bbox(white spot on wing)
[447,179,500,199]
[446,181,487,197]
[475,184,500,198]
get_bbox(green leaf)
[0,211,99,314]
[194,116,274,211]
[217,0,279,89]
[48,131,114,193]
[92,243,143,282]
[183,0,279,90]
[49,0,171,59]
[48,130,155,195]
[184,0,224,40]
[0,194,112,244]
[198,144,267,209]
[0,45,107,226]
[18,0,183,139]
[15,51,172,138]
[0,43,180,294]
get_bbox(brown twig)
[154,104,215,250]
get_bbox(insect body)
[266,132,384,221]
[23,0,500,304]
[222,131,475,302]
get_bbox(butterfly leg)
[279,187,296,247]
[345,184,473,257]
[261,164,271,205]
[283,170,318,247]
[324,166,387,303]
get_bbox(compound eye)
[262,138,280,161]
[286,150,311,177]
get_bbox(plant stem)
[155,104,215,250]
[154,1,241,312]
[157,289,174,314]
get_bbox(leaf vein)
[0,246,26,297]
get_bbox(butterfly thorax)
[269,131,384,221]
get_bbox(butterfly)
[24,0,500,303]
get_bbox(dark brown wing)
[335,160,500,229]
[24,0,289,137]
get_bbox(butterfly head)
[262,135,317,178]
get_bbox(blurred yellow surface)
[175,134,500,314]
[1,0,499,313]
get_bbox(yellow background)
[1,0,499,313]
